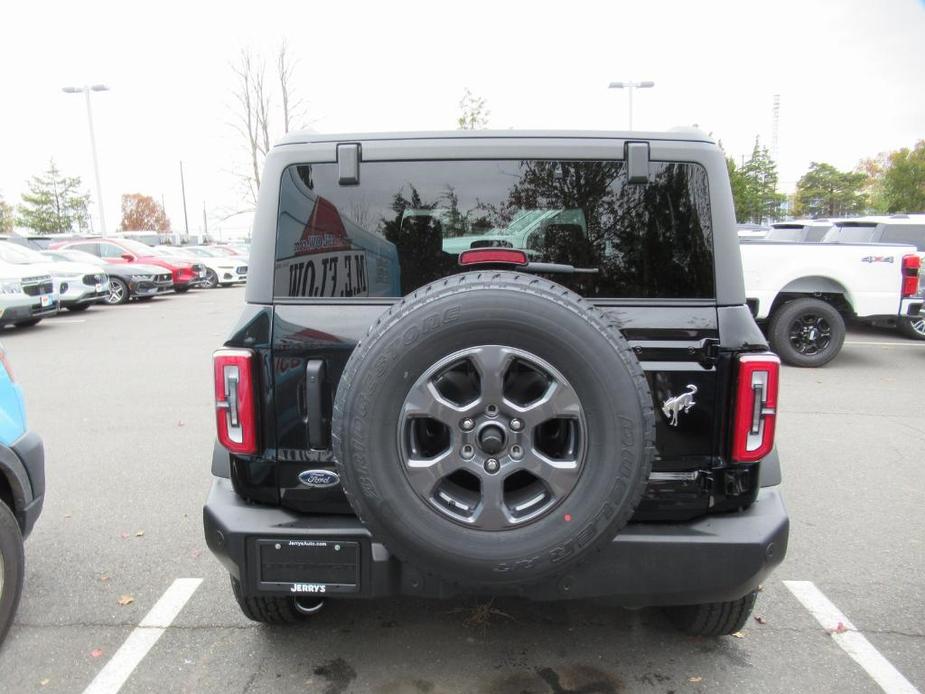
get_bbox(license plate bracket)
[256,539,360,594]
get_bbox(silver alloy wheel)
[909,317,925,337]
[106,279,126,304]
[203,269,219,289]
[399,345,586,530]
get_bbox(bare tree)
[231,44,304,206]
[278,40,305,134]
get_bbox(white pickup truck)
[740,240,922,366]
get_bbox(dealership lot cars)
[0,288,921,693]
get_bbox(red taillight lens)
[732,353,780,463]
[213,348,258,454]
[459,248,529,266]
[901,254,920,297]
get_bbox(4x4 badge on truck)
[298,469,341,488]
[661,385,698,427]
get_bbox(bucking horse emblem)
[661,385,697,426]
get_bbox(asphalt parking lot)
[0,288,922,694]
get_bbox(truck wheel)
[664,591,757,637]
[332,272,655,588]
[899,316,925,340]
[229,577,321,624]
[768,298,845,367]
[0,502,25,645]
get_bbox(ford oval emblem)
[298,469,341,489]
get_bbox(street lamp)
[608,80,654,131]
[62,84,109,234]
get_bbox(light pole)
[62,84,109,234]
[608,81,654,130]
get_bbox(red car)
[51,238,207,293]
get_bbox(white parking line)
[845,340,925,347]
[784,580,920,694]
[82,578,203,694]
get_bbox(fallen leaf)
[99,575,110,582]
[191,549,203,559]
[90,648,103,658]
[731,631,746,638]
[119,532,129,539]
[688,676,703,683]
[117,595,135,606]
[828,622,849,634]
[134,530,144,537]
[64,513,72,519]
[756,584,764,592]
[754,615,768,625]
[177,420,185,427]
[40,679,50,686]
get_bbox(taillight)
[902,254,920,297]
[459,248,529,266]
[213,348,258,454]
[731,353,780,463]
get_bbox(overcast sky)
[2,0,923,236]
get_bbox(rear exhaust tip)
[294,598,325,615]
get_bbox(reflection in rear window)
[274,160,715,299]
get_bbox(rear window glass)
[880,225,925,251]
[824,224,877,244]
[766,228,803,242]
[274,159,715,300]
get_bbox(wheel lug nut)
[484,458,500,474]
[510,418,523,431]
[461,445,474,459]
[461,418,475,431]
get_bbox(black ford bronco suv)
[204,130,789,636]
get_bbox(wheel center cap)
[478,425,506,455]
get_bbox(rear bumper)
[900,298,923,317]
[204,477,788,606]
[0,431,45,538]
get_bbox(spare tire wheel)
[332,272,655,586]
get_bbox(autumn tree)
[0,195,13,233]
[120,193,171,231]
[880,140,925,213]
[793,162,867,218]
[231,42,306,206]
[457,88,490,130]
[17,160,90,233]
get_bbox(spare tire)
[332,272,655,587]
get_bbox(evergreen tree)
[17,161,91,233]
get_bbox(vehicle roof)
[772,219,837,228]
[845,214,925,226]
[276,128,716,147]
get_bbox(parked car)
[157,246,247,288]
[41,250,173,305]
[51,238,207,293]
[0,242,107,313]
[740,239,921,365]
[204,129,789,637]
[821,215,925,339]
[0,342,45,643]
[8,233,81,250]
[0,270,57,328]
